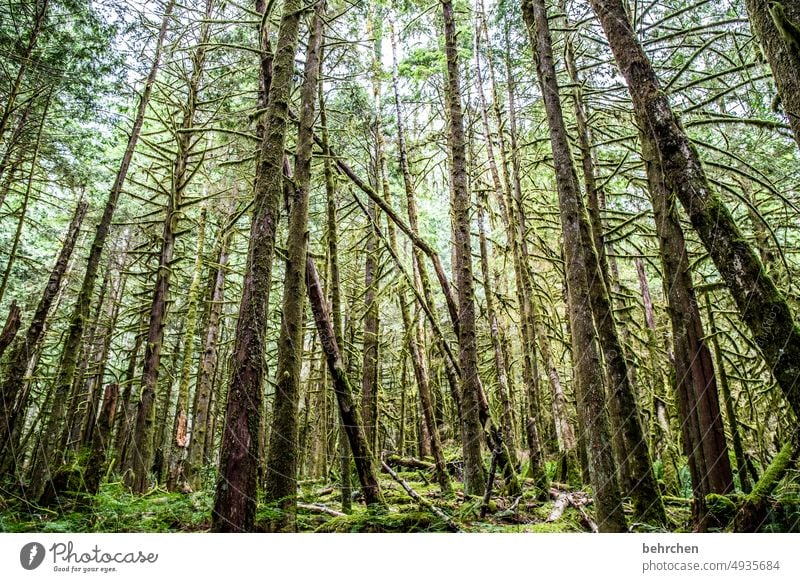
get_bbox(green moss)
[749,442,795,505]
[705,493,738,523]
[314,508,450,533]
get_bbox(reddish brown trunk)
[212,0,303,532]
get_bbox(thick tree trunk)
[263,2,323,532]
[522,0,664,525]
[441,0,487,497]
[589,0,800,419]
[212,0,303,532]
[640,130,733,530]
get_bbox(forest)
[0,0,799,534]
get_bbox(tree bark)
[640,129,733,530]
[306,255,386,508]
[441,0,487,497]
[745,0,800,149]
[0,301,21,359]
[212,0,303,532]
[186,219,233,490]
[167,208,208,490]
[588,0,800,420]
[263,2,323,532]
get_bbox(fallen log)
[568,493,599,533]
[734,439,799,532]
[382,453,434,471]
[381,460,464,532]
[298,503,346,518]
[547,492,569,522]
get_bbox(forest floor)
[0,468,696,533]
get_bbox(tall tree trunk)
[212,0,303,532]
[441,0,486,496]
[497,13,558,457]
[477,194,518,465]
[640,129,734,530]
[318,68,351,513]
[263,2,323,532]
[589,0,800,419]
[361,198,380,454]
[522,0,665,525]
[186,220,233,490]
[40,0,174,498]
[167,209,208,490]
[473,23,523,466]
[129,0,212,493]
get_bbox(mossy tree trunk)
[745,0,800,150]
[263,2,324,532]
[640,129,734,530]
[167,208,208,491]
[306,256,386,508]
[186,214,233,490]
[441,0,487,497]
[212,0,303,532]
[589,0,800,420]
